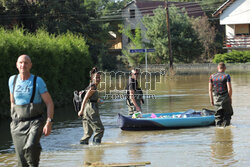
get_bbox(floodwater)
[1,72,250,167]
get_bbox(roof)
[212,0,236,17]
[123,0,204,18]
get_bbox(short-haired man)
[126,68,143,116]
[9,54,54,166]
[209,62,233,127]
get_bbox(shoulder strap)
[30,76,37,103]
[12,75,18,104]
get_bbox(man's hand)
[78,111,83,117]
[210,100,214,106]
[135,106,141,112]
[43,122,52,136]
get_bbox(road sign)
[129,49,145,53]
[129,49,155,53]
[146,49,155,52]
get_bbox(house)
[213,0,250,50]
[121,0,204,49]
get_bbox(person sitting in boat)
[126,68,144,117]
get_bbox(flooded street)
[1,72,250,167]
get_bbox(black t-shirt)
[126,77,144,104]
[126,77,139,92]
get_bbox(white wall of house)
[225,24,235,37]
[220,0,250,25]
[122,2,147,49]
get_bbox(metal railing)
[224,36,250,49]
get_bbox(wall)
[220,0,250,25]
[122,2,148,49]
[226,24,235,38]
[118,64,250,74]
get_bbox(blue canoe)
[117,109,215,131]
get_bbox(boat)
[117,109,215,131]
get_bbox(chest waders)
[80,89,104,145]
[127,89,142,115]
[213,93,233,127]
[10,75,45,167]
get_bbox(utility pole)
[165,0,173,71]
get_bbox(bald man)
[8,54,54,166]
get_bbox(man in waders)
[8,55,54,167]
[126,68,144,117]
[209,62,233,127]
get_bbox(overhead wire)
[0,1,220,16]
[0,1,226,22]
[0,7,215,20]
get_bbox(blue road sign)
[130,49,155,53]
[130,49,145,53]
[146,49,155,52]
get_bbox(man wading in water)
[126,68,144,118]
[9,54,54,166]
[209,62,233,127]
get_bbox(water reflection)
[83,147,104,164]
[0,119,13,153]
[211,128,237,166]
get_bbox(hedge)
[0,27,92,118]
[213,50,250,63]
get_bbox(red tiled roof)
[127,0,204,18]
[212,0,236,17]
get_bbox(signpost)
[129,48,155,113]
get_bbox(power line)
[0,5,215,19]
[0,1,221,17]
[0,1,232,22]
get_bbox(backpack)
[73,90,86,112]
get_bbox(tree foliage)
[0,0,118,69]
[143,6,203,63]
[119,24,144,66]
[191,16,216,61]
[213,50,250,63]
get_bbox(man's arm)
[129,90,141,111]
[209,83,214,106]
[227,82,232,104]
[41,92,54,136]
[78,86,95,117]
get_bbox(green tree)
[191,16,216,61]
[143,6,203,63]
[0,0,118,70]
[143,8,168,64]
[0,0,39,32]
[119,24,144,66]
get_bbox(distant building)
[121,0,204,49]
[213,0,250,50]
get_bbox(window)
[235,24,250,36]
[128,29,136,43]
[130,9,135,18]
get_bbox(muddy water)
[0,73,250,167]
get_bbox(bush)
[213,50,250,63]
[0,27,92,118]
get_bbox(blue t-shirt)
[8,74,48,105]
